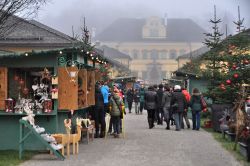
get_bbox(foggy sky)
[37,0,250,37]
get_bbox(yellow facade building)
[95,16,206,84]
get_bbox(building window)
[132,49,139,59]
[179,49,187,56]
[132,71,138,77]
[161,71,167,78]
[150,29,159,37]
[169,49,177,59]
[150,49,159,60]
[142,71,147,79]
[160,50,168,59]
[142,50,148,59]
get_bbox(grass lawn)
[201,119,250,166]
[0,150,35,166]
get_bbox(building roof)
[99,45,132,60]
[0,15,76,47]
[95,18,206,42]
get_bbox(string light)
[59,51,63,54]
[25,53,28,56]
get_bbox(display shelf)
[0,111,57,116]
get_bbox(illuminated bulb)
[25,53,28,56]
[90,53,93,57]
[87,51,89,54]
[59,51,63,54]
[81,50,84,52]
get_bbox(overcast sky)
[37,0,250,37]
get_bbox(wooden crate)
[0,68,7,110]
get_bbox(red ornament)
[220,86,226,91]
[244,59,249,65]
[220,83,225,87]
[233,73,239,78]
[226,79,231,85]
[232,64,237,70]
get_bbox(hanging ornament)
[232,64,237,70]
[19,78,24,85]
[22,72,29,95]
[23,87,29,95]
[220,83,225,87]
[244,59,249,65]
[14,75,19,81]
[233,73,239,78]
[220,86,226,91]
[226,79,231,85]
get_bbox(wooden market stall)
[0,47,107,150]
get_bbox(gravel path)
[20,112,242,166]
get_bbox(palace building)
[95,16,206,84]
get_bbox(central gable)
[142,16,167,39]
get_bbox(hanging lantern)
[19,78,24,85]
[14,75,19,81]
[22,72,29,95]
[23,87,29,95]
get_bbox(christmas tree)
[203,6,250,103]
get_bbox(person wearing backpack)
[189,88,202,130]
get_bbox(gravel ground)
[20,112,242,166]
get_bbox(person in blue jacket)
[101,81,110,113]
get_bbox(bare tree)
[0,0,47,37]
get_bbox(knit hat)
[174,85,181,90]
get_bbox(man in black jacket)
[170,85,187,131]
[144,86,157,129]
[156,84,164,125]
[126,88,134,113]
[94,84,106,138]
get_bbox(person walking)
[126,88,134,113]
[101,81,110,113]
[189,88,202,130]
[94,84,106,138]
[156,84,164,125]
[134,89,140,114]
[182,87,191,129]
[170,85,187,131]
[162,86,172,130]
[139,85,145,114]
[109,90,124,138]
[144,86,157,129]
